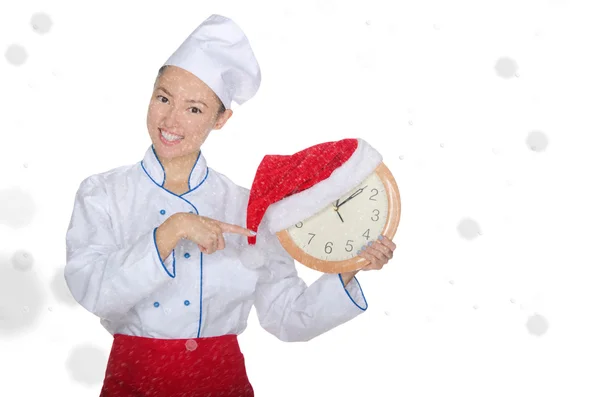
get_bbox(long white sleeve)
[64,176,176,321]
[251,230,368,342]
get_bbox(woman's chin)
[153,142,197,161]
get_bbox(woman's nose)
[162,108,179,128]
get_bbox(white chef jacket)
[64,146,368,342]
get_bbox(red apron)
[100,334,254,396]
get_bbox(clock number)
[363,229,370,240]
[369,189,378,201]
[345,240,354,252]
[295,222,303,228]
[371,209,380,221]
[308,233,316,245]
[325,241,333,254]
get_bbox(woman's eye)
[190,107,202,114]
[157,95,168,103]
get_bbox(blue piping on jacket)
[338,274,368,311]
[141,149,210,337]
[153,227,176,278]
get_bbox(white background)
[1,0,599,396]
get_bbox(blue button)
[160,209,166,215]
[153,302,160,308]
[184,253,190,259]
[184,300,190,306]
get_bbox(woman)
[65,14,396,396]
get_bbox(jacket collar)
[140,145,209,192]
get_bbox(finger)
[216,221,256,237]
[216,231,226,251]
[208,231,219,253]
[205,244,216,254]
[358,256,373,270]
[370,241,393,259]
[364,244,387,263]
[200,243,215,255]
[378,236,397,251]
[358,249,383,269]
[360,260,381,271]
[198,231,216,254]
[211,224,225,251]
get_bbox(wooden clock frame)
[276,162,401,274]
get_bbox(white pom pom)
[238,244,267,270]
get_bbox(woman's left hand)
[357,235,396,271]
[339,236,396,285]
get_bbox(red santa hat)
[246,138,383,245]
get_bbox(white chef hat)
[162,14,261,109]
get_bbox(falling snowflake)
[31,12,53,34]
[12,250,34,272]
[526,130,549,152]
[185,339,198,351]
[494,57,518,79]
[457,218,482,240]
[65,345,107,385]
[5,44,28,66]
[526,313,549,336]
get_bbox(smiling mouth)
[159,128,184,142]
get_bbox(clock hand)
[337,185,367,208]
[334,199,344,223]
[336,209,344,223]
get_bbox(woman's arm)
[250,230,368,342]
[339,270,360,286]
[64,176,182,321]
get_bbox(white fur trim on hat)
[263,139,383,234]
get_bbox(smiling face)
[146,65,232,160]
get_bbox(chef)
[64,14,396,396]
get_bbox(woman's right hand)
[174,212,255,254]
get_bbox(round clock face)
[286,171,389,261]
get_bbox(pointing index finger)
[216,221,256,237]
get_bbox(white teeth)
[160,130,183,142]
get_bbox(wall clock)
[276,162,400,274]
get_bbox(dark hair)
[156,65,226,115]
